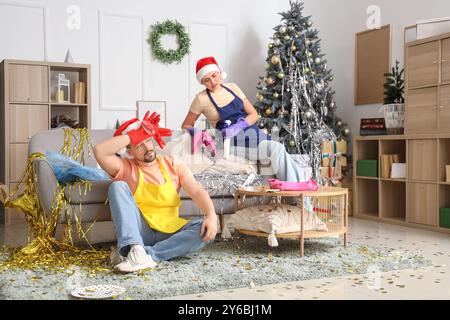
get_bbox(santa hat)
[196,56,227,84]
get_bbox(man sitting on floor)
[93,112,217,273]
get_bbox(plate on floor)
[71,284,126,299]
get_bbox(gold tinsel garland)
[0,128,110,274]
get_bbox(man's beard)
[143,150,156,163]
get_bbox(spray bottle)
[223,120,232,159]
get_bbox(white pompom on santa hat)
[196,56,227,84]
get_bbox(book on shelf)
[380,154,399,178]
[360,128,387,136]
[360,118,387,136]
[73,82,86,104]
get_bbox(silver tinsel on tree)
[284,54,336,181]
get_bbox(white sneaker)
[113,245,157,273]
[109,246,124,266]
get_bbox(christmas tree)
[383,60,404,104]
[255,0,350,157]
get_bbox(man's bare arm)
[93,135,130,177]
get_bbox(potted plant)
[381,60,405,135]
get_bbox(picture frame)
[136,100,167,127]
[355,24,391,105]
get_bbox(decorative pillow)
[228,204,328,247]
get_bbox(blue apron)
[206,84,269,148]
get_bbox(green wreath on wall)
[148,20,191,65]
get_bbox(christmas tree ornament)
[336,120,343,128]
[288,26,295,31]
[273,92,279,99]
[271,55,280,65]
[305,110,313,120]
[265,108,273,116]
[265,77,274,85]
[274,39,281,46]
[291,45,297,52]
[258,121,265,129]
[284,35,291,41]
[268,43,273,48]
[342,127,351,137]
[315,57,321,64]
[289,139,296,147]
[279,26,287,34]
[265,63,270,70]
[277,72,285,79]
[307,52,313,57]
[307,20,312,27]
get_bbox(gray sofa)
[29,129,248,239]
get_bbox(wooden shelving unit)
[0,59,91,224]
[353,31,450,234]
[353,134,450,234]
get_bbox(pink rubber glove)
[221,118,249,139]
[201,131,217,155]
[268,178,319,191]
[188,128,217,155]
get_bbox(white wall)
[2,0,450,145]
[0,0,283,130]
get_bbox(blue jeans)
[108,181,208,261]
[231,140,302,182]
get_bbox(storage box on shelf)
[356,160,378,177]
[440,208,450,229]
[0,59,91,224]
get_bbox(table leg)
[300,194,305,258]
[344,190,348,249]
[219,214,225,234]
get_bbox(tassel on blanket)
[268,231,278,247]
[221,222,232,239]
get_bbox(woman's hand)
[221,118,249,139]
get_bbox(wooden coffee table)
[233,186,349,257]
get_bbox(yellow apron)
[133,157,188,233]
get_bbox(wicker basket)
[381,103,405,135]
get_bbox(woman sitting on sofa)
[181,56,304,182]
